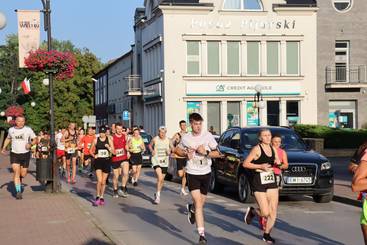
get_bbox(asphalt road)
[64,167,363,245]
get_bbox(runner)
[90,126,114,206]
[111,123,129,198]
[80,127,96,177]
[243,128,280,244]
[150,126,171,204]
[37,130,50,159]
[171,120,189,196]
[62,123,78,184]
[56,129,66,176]
[111,123,116,135]
[127,128,145,187]
[77,128,85,173]
[271,134,289,188]
[175,113,223,244]
[351,140,367,244]
[1,116,37,200]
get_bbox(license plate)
[143,156,150,160]
[285,177,312,184]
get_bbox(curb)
[333,195,361,207]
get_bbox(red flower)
[5,105,24,126]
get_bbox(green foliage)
[294,124,367,149]
[0,34,103,132]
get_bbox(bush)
[293,124,367,149]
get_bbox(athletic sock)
[198,227,205,237]
[157,191,160,197]
[15,184,21,193]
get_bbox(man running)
[1,116,37,199]
[56,129,66,176]
[127,128,145,186]
[175,113,223,244]
[80,127,96,176]
[62,123,78,184]
[171,120,188,196]
[111,123,129,198]
[150,126,171,204]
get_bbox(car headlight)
[321,161,331,171]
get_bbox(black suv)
[211,127,334,203]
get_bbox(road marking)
[304,210,335,214]
[213,199,227,203]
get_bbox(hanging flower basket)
[24,49,78,80]
[5,105,24,126]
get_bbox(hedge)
[293,124,367,149]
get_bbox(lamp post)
[0,11,6,30]
[41,0,60,192]
[254,85,265,126]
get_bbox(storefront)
[138,0,318,136]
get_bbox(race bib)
[98,149,109,158]
[41,146,48,152]
[67,148,75,154]
[260,171,275,185]
[87,143,92,149]
[192,157,209,167]
[116,148,125,157]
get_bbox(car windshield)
[141,133,152,144]
[241,129,306,151]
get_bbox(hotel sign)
[186,81,301,96]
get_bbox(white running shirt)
[179,131,218,175]
[56,132,65,151]
[7,126,36,154]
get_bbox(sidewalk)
[0,154,113,245]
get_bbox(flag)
[20,78,31,94]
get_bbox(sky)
[0,0,144,63]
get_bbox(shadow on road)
[0,181,16,197]
[83,238,112,245]
[70,186,95,205]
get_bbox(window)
[220,130,234,147]
[95,79,99,105]
[267,101,280,126]
[287,101,299,126]
[223,0,263,10]
[247,42,260,75]
[227,42,240,75]
[267,42,279,75]
[207,41,220,75]
[187,41,200,75]
[286,42,299,75]
[329,100,356,128]
[227,102,241,127]
[207,102,221,135]
[333,0,352,12]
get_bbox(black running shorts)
[176,158,186,171]
[10,152,31,168]
[94,158,111,174]
[129,153,142,166]
[187,173,211,195]
[250,172,278,193]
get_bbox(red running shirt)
[112,134,127,162]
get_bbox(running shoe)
[88,172,93,178]
[198,235,207,245]
[93,197,100,206]
[119,187,128,198]
[180,189,189,196]
[67,177,71,183]
[71,179,76,185]
[244,206,255,225]
[113,190,119,198]
[186,203,196,225]
[16,192,22,200]
[263,233,275,244]
[153,193,160,205]
[133,181,138,187]
[100,198,105,205]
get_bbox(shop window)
[227,42,240,75]
[208,102,221,135]
[227,102,241,127]
[187,41,200,75]
[207,41,220,75]
[247,42,260,75]
[223,0,263,10]
[333,0,352,12]
[286,101,299,126]
[286,42,299,75]
[267,42,279,75]
[267,101,280,126]
[329,100,356,128]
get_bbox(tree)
[0,34,103,132]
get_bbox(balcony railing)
[326,65,367,87]
[125,75,142,96]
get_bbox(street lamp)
[42,78,49,86]
[31,101,36,107]
[0,12,6,30]
[254,85,265,126]
[0,111,5,117]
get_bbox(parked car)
[140,132,152,167]
[211,126,334,203]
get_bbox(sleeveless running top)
[152,136,170,167]
[95,137,110,159]
[252,144,275,166]
[112,134,127,162]
[130,137,144,154]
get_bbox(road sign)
[82,115,96,124]
[122,110,130,121]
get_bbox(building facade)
[317,0,367,129]
[136,0,318,136]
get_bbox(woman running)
[62,123,78,184]
[271,134,289,188]
[351,140,367,244]
[90,126,114,206]
[243,128,280,244]
[127,128,145,186]
[149,126,171,204]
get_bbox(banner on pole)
[17,10,40,68]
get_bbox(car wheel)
[238,174,254,203]
[312,192,333,203]
[209,168,223,193]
